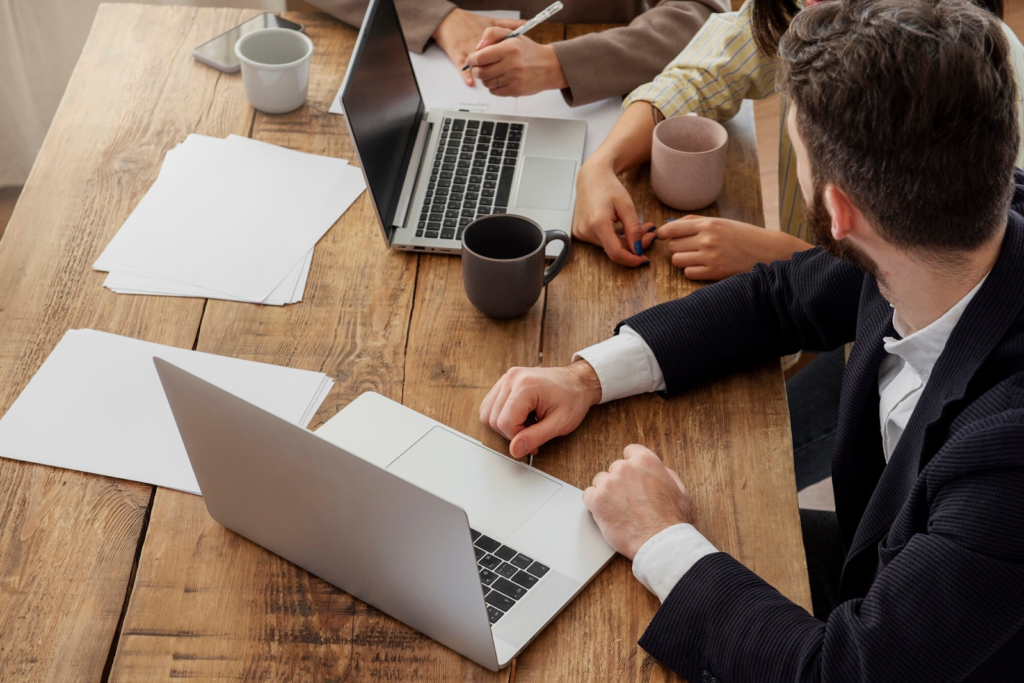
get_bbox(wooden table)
[0,7,810,681]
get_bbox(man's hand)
[656,216,814,281]
[432,9,525,86]
[583,445,694,560]
[464,28,569,97]
[572,156,656,267]
[480,361,602,459]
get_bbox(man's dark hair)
[753,0,1004,59]
[777,0,1019,253]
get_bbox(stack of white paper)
[328,11,622,160]
[95,134,366,305]
[0,329,334,494]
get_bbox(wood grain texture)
[0,5,256,679]
[108,12,435,682]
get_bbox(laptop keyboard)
[472,528,549,625]
[416,118,524,241]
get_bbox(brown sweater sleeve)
[552,0,729,107]
[305,0,456,53]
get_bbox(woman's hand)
[656,216,814,280]
[432,9,525,86]
[572,156,656,267]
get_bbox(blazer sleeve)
[305,0,455,53]
[552,0,728,107]
[619,247,864,395]
[637,419,1024,682]
[622,0,777,121]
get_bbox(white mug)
[235,28,314,115]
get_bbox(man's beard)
[807,184,882,281]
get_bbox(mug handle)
[543,230,572,285]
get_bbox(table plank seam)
[400,254,422,405]
[101,485,157,683]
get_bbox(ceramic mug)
[462,215,571,319]
[235,28,314,115]
[651,116,729,210]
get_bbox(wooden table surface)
[0,7,810,681]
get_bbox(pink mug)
[651,116,729,210]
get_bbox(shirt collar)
[883,274,989,378]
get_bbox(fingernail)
[634,240,643,255]
[513,441,528,458]
[648,225,657,233]
[638,260,651,268]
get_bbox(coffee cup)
[651,116,729,210]
[462,215,571,319]
[235,28,314,115]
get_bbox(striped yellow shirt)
[624,0,1024,244]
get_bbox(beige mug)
[651,116,729,210]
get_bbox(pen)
[462,2,564,71]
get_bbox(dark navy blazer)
[619,171,1024,682]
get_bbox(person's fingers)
[668,250,706,270]
[596,225,650,268]
[493,18,527,30]
[495,389,537,442]
[488,84,519,97]
[582,485,596,509]
[640,228,658,252]
[479,379,503,424]
[462,61,475,86]
[472,62,505,82]
[613,195,647,257]
[488,381,514,433]
[656,216,703,241]
[665,467,689,496]
[681,264,716,281]
[509,411,565,459]
[469,28,513,60]
[591,470,610,489]
[666,234,704,253]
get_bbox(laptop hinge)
[392,118,432,231]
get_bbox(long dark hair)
[752,0,1004,57]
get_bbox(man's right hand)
[480,361,603,459]
[432,9,525,86]
[572,156,656,267]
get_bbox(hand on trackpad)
[514,157,577,211]
[387,427,561,538]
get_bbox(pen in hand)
[461,2,564,72]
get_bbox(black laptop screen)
[341,0,425,230]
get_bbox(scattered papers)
[328,11,621,160]
[95,134,366,305]
[0,329,334,494]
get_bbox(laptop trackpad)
[513,157,576,211]
[387,427,561,539]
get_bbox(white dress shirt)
[573,277,987,602]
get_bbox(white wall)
[0,0,286,187]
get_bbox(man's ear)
[823,185,856,241]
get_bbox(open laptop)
[339,0,586,256]
[154,358,615,671]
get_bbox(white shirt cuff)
[631,523,719,603]
[572,326,666,403]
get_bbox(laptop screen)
[341,0,425,232]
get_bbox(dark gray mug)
[461,215,571,319]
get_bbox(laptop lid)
[153,358,500,670]
[340,0,425,242]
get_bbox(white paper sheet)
[0,329,334,495]
[95,135,364,303]
[328,10,620,159]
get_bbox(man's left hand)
[582,445,694,560]
[465,28,569,97]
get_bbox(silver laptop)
[154,358,615,671]
[339,0,586,257]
